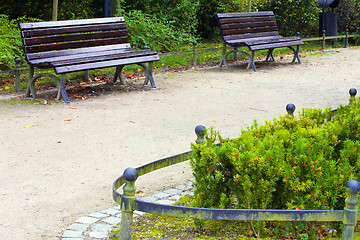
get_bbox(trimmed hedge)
[190,99,360,236]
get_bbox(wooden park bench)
[216,11,304,71]
[19,17,160,103]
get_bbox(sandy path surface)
[1,47,360,239]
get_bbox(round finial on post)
[143,45,149,49]
[192,41,198,46]
[349,88,357,105]
[195,125,205,144]
[14,57,21,64]
[343,180,360,240]
[286,103,295,117]
[123,168,138,182]
[296,32,300,37]
[349,88,357,97]
[346,180,360,193]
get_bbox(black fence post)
[193,41,198,69]
[14,58,21,93]
[119,168,138,240]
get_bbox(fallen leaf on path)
[69,107,77,109]
[129,120,135,123]
[136,190,144,196]
[24,125,34,128]
[213,120,217,122]
[64,119,72,121]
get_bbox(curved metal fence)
[113,88,360,240]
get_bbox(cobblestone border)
[61,182,193,240]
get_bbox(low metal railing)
[113,89,360,240]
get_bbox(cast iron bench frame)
[216,11,304,71]
[19,17,160,103]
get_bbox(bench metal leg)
[234,47,238,61]
[58,74,70,103]
[248,51,257,72]
[289,46,301,64]
[139,62,156,88]
[24,65,35,98]
[265,49,275,62]
[219,42,227,67]
[84,70,89,82]
[25,72,69,103]
[113,65,125,85]
[220,46,257,71]
[147,62,156,88]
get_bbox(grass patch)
[108,195,360,240]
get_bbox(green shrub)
[0,14,24,70]
[0,14,41,70]
[190,100,360,237]
[255,0,320,37]
[120,10,195,52]
[336,0,360,34]
[119,0,198,51]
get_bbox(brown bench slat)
[216,11,274,18]
[222,26,278,36]
[55,55,160,74]
[244,36,301,45]
[24,37,129,54]
[226,35,283,47]
[26,44,131,61]
[223,31,280,41]
[249,40,304,51]
[220,21,277,30]
[21,23,127,38]
[218,16,276,25]
[29,47,134,66]
[51,50,157,67]
[19,17,125,30]
[23,30,128,46]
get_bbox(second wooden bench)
[216,11,304,71]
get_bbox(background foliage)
[0,0,359,70]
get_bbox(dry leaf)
[69,107,77,109]
[24,125,34,128]
[129,120,135,123]
[64,119,72,121]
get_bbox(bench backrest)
[216,11,281,43]
[19,17,131,62]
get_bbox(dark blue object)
[103,0,112,17]
[123,168,138,182]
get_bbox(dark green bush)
[120,0,198,51]
[254,0,320,37]
[336,0,360,34]
[190,100,360,237]
[0,14,41,70]
[0,0,102,21]
[120,10,195,52]
[0,15,25,70]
